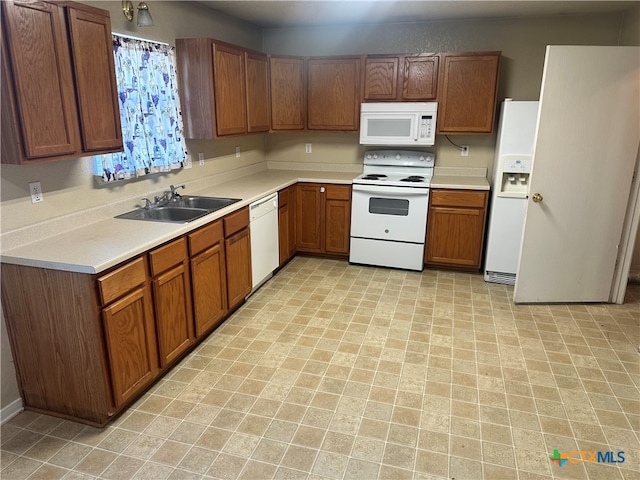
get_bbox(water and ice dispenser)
[497,154,532,198]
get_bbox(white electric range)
[349,150,434,271]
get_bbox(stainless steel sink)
[168,196,241,211]
[115,196,242,223]
[116,206,211,223]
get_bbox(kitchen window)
[95,35,187,182]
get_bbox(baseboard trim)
[0,398,23,425]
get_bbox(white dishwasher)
[249,192,279,290]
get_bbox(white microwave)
[359,102,438,146]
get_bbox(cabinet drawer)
[430,189,487,208]
[98,257,147,306]
[188,220,223,256]
[149,237,188,276]
[325,184,351,201]
[224,207,250,237]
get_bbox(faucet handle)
[169,184,186,198]
[142,198,152,209]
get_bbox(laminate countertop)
[0,167,489,275]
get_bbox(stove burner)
[401,175,426,183]
[362,174,388,180]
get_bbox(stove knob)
[419,155,425,161]
[366,153,372,159]
[395,154,401,160]
[372,154,378,159]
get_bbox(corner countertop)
[0,169,354,275]
[1,166,489,275]
[431,167,490,190]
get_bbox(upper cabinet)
[307,56,361,131]
[1,0,122,164]
[175,38,501,138]
[212,43,247,136]
[437,52,501,134]
[245,52,271,133]
[402,55,439,100]
[176,38,270,138]
[270,55,306,131]
[363,54,438,101]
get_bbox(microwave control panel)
[420,115,434,139]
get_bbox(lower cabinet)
[324,185,351,255]
[224,206,252,308]
[0,207,256,426]
[278,185,297,266]
[296,183,351,256]
[149,238,194,367]
[425,189,489,270]
[99,257,159,409]
[189,220,228,338]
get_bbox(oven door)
[350,184,429,243]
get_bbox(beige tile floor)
[1,257,639,480]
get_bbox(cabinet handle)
[320,186,325,193]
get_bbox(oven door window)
[369,197,409,216]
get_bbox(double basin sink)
[116,196,242,223]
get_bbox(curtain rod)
[112,32,170,46]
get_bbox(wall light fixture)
[122,0,154,27]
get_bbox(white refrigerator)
[484,100,539,285]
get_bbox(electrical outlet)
[461,145,469,157]
[305,143,312,154]
[29,181,43,204]
[198,152,205,166]
[185,154,192,169]
[235,146,240,158]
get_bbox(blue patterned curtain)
[95,35,187,182]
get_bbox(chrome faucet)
[169,184,185,199]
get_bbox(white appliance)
[249,192,279,289]
[484,100,539,285]
[350,150,434,271]
[360,102,437,146]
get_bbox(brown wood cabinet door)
[296,184,323,253]
[67,7,122,152]
[213,43,247,136]
[363,56,400,100]
[324,198,351,255]
[102,286,158,408]
[307,57,360,131]
[425,206,486,269]
[175,38,216,139]
[402,55,439,100]
[287,187,297,258]
[437,52,500,134]
[191,242,228,338]
[324,185,351,255]
[225,227,252,308]
[278,202,290,266]
[152,263,194,367]
[2,0,80,159]
[245,52,270,133]
[270,56,305,130]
